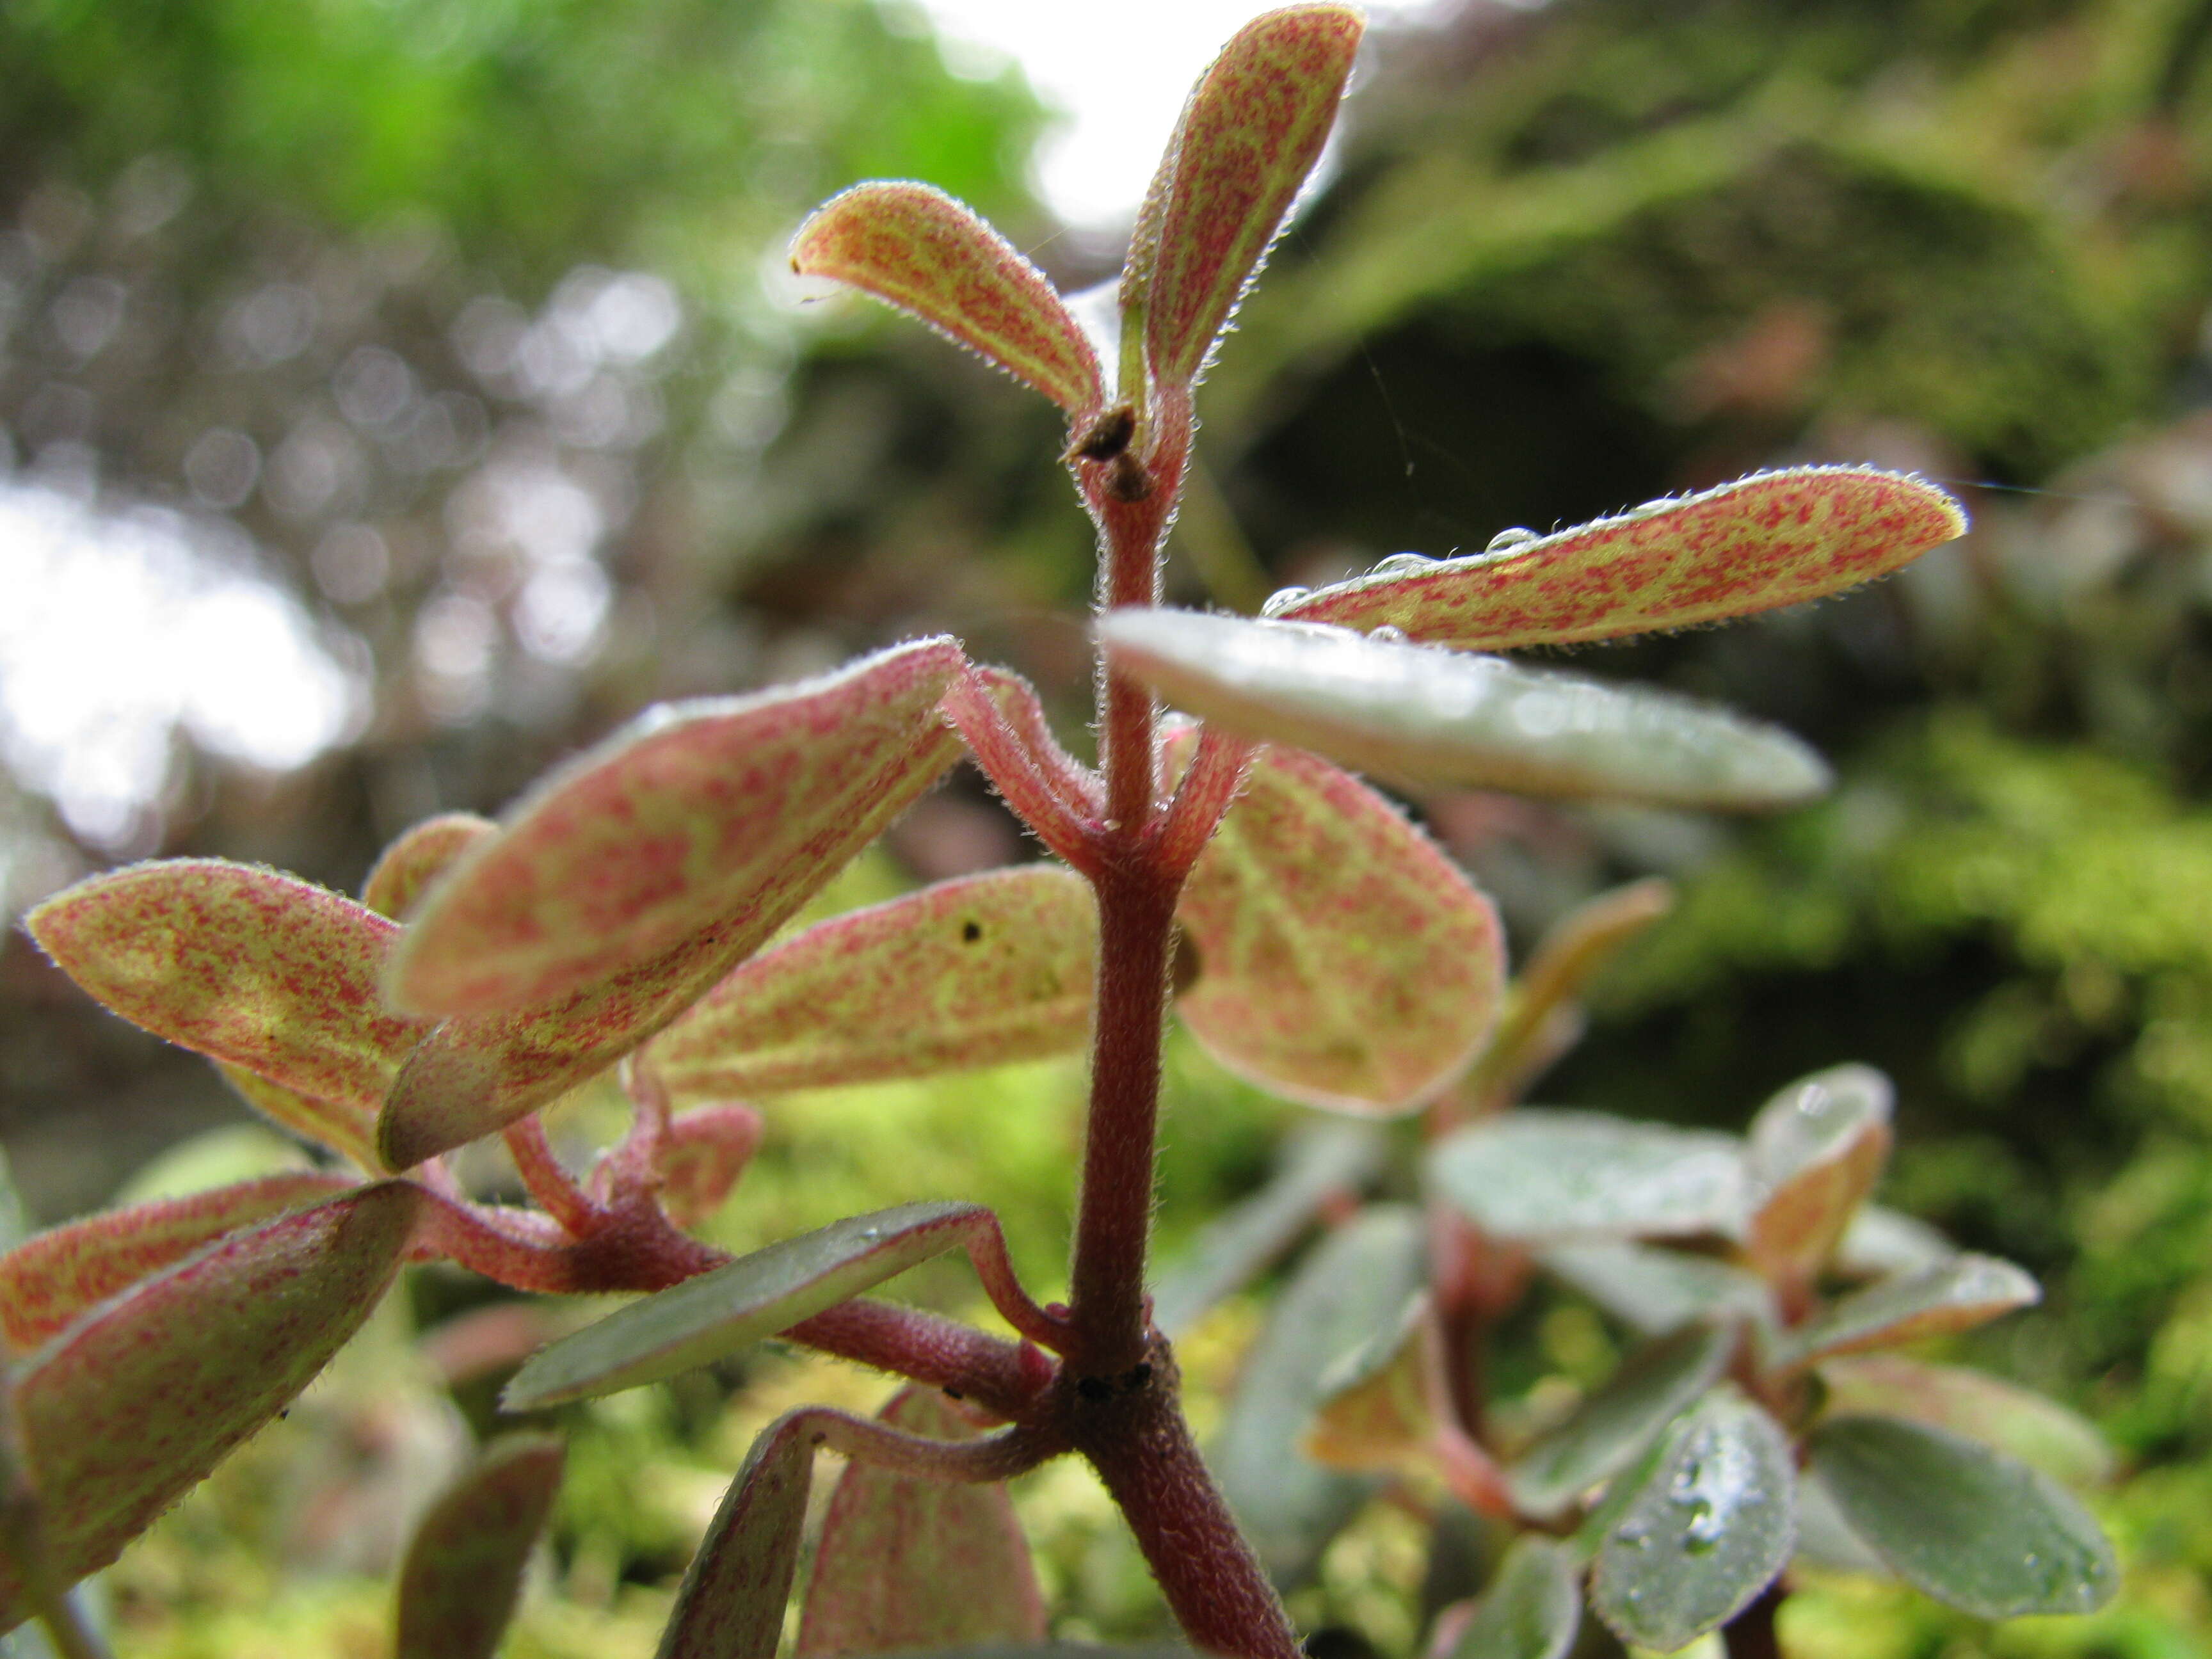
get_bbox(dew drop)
[1259,586,1312,618]
[1486,527,1539,553]
[1633,495,1681,515]
[1369,624,1408,645]
[1370,552,1436,578]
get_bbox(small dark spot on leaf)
[961,920,983,943]
[1077,1375,1112,1402]
[943,1387,964,1400]
[1122,1363,1152,1391]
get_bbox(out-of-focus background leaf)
[19,0,2212,1655]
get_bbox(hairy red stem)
[1064,1343,1301,1659]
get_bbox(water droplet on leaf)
[1486,527,1538,553]
[1370,552,1436,577]
[1259,586,1312,618]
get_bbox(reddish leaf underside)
[792,182,1103,416]
[794,1387,1045,1658]
[1143,4,1364,388]
[1173,739,1505,1113]
[647,1104,765,1230]
[27,861,425,1121]
[0,1172,358,1349]
[389,637,968,1018]
[395,1435,566,1659]
[0,1183,421,1623]
[1279,467,1966,650]
[659,1412,817,1659]
[362,812,499,920]
[646,865,1097,1098]
[1743,1066,1893,1294]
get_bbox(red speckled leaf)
[362,812,499,920]
[0,1183,419,1623]
[659,1411,817,1659]
[1142,5,1363,388]
[795,1386,1045,1657]
[27,861,426,1122]
[216,1063,381,1170]
[0,1171,358,1349]
[378,645,967,1167]
[1743,1066,1893,1298]
[648,1104,765,1230]
[1278,469,1966,650]
[1101,610,1832,808]
[646,866,1096,1098]
[396,1435,566,1659]
[389,638,966,1018]
[792,183,1103,415]
[1173,737,1504,1114]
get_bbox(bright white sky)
[913,0,1463,227]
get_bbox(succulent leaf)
[1100,610,1832,808]
[0,1172,358,1350]
[648,1105,765,1231]
[1586,1392,1795,1651]
[362,812,499,920]
[0,1183,419,1622]
[1510,1323,1736,1521]
[1172,737,1505,1112]
[1818,1357,2112,1489]
[28,860,424,1125]
[1431,1110,1745,1243]
[646,866,1096,1098]
[659,1413,817,1659]
[1768,1254,2040,1372]
[792,182,1103,415]
[1808,1415,2115,1618]
[388,637,966,1019]
[794,1388,1045,1657]
[395,1435,566,1659]
[1743,1065,1893,1294]
[1141,4,1364,388]
[1278,469,1967,650]
[1445,1536,1582,1659]
[503,1203,993,1409]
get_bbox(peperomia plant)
[0,6,2067,1658]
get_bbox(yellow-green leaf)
[646,867,1096,1098]
[28,861,426,1123]
[1174,740,1505,1113]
